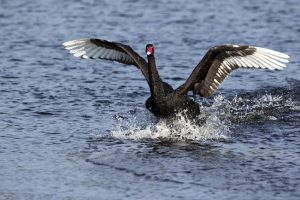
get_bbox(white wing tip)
[62,38,89,47]
[255,47,290,59]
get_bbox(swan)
[63,39,289,117]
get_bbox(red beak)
[146,47,153,55]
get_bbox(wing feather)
[176,45,289,97]
[63,38,150,83]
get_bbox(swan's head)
[146,44,154,56]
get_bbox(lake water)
[0,0,300,199]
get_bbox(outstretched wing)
[63,38,149,83]
[176,45,289,97]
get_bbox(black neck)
[147,54,164,99]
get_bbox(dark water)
[1,0,300,199]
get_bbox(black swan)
[63,39,289,117]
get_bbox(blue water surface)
[0,0,300,199]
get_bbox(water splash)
[109,92,299,142]
[111,115,229,141]
[111,95,231,142]
[227,93,299,122]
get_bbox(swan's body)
[63,39,289,118]
[145,93,200,117]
